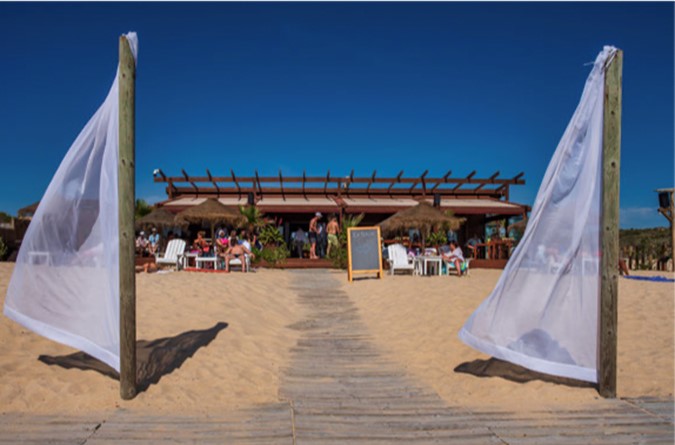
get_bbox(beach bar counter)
[153,169,530,268]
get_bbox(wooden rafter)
[230,169,241,198]
[255,170,262,198]
[409,170,428,193]
[155,169,527,200]
[430,170,452,192]
[323,170,331,194]
[453,170,476,191]
[366,170,377,194]
[344,169,355,194]
[279,170,285,200]
[474,171,500,192]
[206,169,220,196]
[387,170,404,193]
[182,169,199,195]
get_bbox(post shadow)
[38,321,228,393]
[454,358,594,389]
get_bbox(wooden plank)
[598,49,623,398]
[118,33,137,401]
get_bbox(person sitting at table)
[193,231,209,255]
[215,229,229,255]
[442,241,465,277]
[223,242,255,273]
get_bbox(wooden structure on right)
[152,169,530,268]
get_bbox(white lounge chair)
[443,257,471,276]
[387,244,415,276]
[228,254,251,272]
[155,239,186,270]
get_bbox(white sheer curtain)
[460,46,618,383]
[4,33,138,373]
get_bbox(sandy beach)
[0,263,672,415]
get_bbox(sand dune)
[0,263,672,415]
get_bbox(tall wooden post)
[598,49,623,398]
[657,189,674,271]
[119,35,137,400]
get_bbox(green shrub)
[260,244,290,266]
[427,230,447,247]
[258,224,284,246]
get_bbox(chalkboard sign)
[347,227,383,282]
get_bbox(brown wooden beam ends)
[387,170,404,193]
[206,169,220,196]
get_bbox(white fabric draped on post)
[459,46,618,383]
[3,32,138,373]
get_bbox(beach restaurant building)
[154,169,529,266]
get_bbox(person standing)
[326,215,340,257]
[308,212,322,259]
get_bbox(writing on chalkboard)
[347,227,383,282]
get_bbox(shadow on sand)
[38,321,228,393]
[454,358,594,389]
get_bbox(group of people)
[291,213,340,259]
[135,227,161,256]
[193,228,257,272]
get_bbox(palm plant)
[238,205,267,231]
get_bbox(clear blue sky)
[0,2,672,229]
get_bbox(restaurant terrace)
[154,169,529,267]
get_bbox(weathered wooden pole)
[598,49,623,398]
[119,35,137,400]
[657,189,674,271]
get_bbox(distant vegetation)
[620,227,671,270]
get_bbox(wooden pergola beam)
[387,170,404,193]
[409,170,428,193]
[302,170,307,197]
[474,171,500,192]
[279,170,285,200]
[206,169,220,196]
[230,169,241,198]
[453,170,476,191]
[366,170,377,194]
[181,169,199,195]
[430,170,452,192]
[255,170,262,198]
[344,169,355,194]
[323,170,331,194]
[168,186,513,197]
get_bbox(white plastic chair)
[387,244,415,275]
[228,255,251,272]
[444,257,471,276]
[155,239,186,270]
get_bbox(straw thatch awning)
[18,201,40,219]
[175,198,245,228]
[136,207,184,230]
[377,201,466,245]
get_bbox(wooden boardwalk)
[1,270,673,444]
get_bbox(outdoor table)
[413,255,443,276]
[195,256,219,270]
[181,252,199,269]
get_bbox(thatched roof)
[377,201,466,236]
[136,207,183,230]
[174,198,245,227]
[18,201,40,219]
